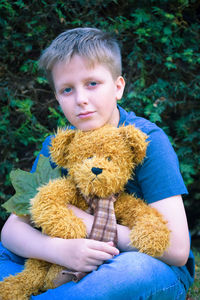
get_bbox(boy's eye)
[88,81,97,87]
[63,87,72,94]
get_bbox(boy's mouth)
[77,111,95,119]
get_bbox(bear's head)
[50,125,147,198]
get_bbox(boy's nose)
[91,167,103,175]
[75,89,88,105]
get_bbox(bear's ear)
[49,128,76,167]
[119,125,148,165]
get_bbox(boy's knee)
[98,252,183,299]
[105,252,176,288]
[110,251,156,276]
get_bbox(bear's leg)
[0,258,50,300]
[43,264,74,290]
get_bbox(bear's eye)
[87,156,93,160]
[106,156,112,161]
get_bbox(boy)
[0,28,195,299]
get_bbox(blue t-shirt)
[117,105,188,203]
[31,105,195,288]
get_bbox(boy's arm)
[117,194,190,266]
[1,213,119,272]
[1,214,54,259]
[150,195,190,266]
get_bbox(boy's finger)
[107,241,114,246]
[89,240,119,255]
[89,250,115,261]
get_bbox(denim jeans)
[0,242,187,300]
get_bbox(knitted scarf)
[52,194,118,287]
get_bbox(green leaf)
[36,76,48,84]
[164,62,177,70]
[2,155,61,216]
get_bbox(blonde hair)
[39,27,122,88]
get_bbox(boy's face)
[52,55,125,131]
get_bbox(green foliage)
[2,155,61,216]
[0,0,199,236]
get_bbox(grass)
[187,249,200,300]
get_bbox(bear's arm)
[114,192,170,257]
[30,177,87,239]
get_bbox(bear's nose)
[91,167,103,175]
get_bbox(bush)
[0,0,199,235]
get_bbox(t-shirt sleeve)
[30,136,53,173]
[127,126,188,204]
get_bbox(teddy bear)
[0,124,170,300]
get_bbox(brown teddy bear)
[0,124,170,300]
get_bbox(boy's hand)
[52,238,119,272]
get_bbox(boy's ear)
[49,128,76,167]
[119,125,148,164]
[115,76,125,100]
